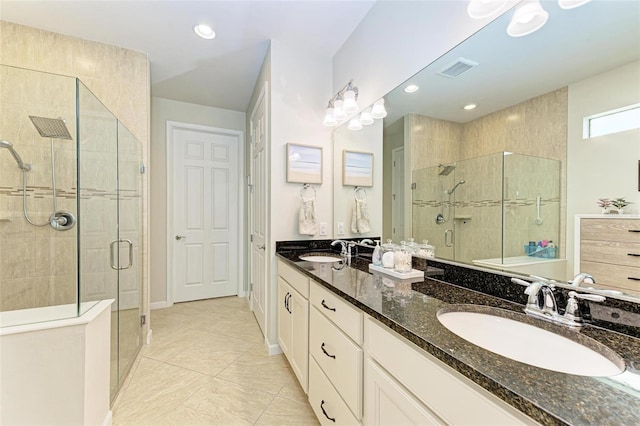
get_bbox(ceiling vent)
[437,57,479,78]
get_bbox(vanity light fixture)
[507,0,549,37]
[463,103,477,110]
[467,0,510,19]
[322,80,358,126]
[348,116,363,131]
[322,103,338,127]
[193,24,216,39]
[558,0,591,9]
[360,107,374,126]
[404,84,419,93]
[371,99,388,119]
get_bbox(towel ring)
[354,186,367,201]
[301,183,316,199]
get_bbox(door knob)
[175,235,186,240]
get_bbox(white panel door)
[249,86,268,334]
[173,127,239,302]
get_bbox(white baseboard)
[267,341,283,356]
[102,410,113,426]
[150,301,171,310]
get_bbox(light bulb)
[333,99,347,121]
[371,99,387,119]
[322,107,337,127]
[404,84,419,93]
[360,108,374,125]
[343,88,358,113]
[507,0,549,37]
[193,24,216,39]
[348,117,362,131]
[467,0,509,19]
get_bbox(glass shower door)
[115,122,143,390]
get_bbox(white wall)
[565,60,640,272]
[149,97,246,306]
[332,1,519,109]
[265,39,333,346]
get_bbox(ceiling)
[0,0,376,112]
[382,0,640,126]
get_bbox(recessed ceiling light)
[404,84,419,93]
[194,24,216,40]
[463,103,477,110]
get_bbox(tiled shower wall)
[0,21,149,313]
[409,88,567,263]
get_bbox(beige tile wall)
[0,21,149,315]
[409,89,567,263]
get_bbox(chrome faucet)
[330,239,350,257]
[512,276,606,328]
[569,273,595,287]
[359,238,374,246]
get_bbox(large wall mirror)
[333,0,640,300]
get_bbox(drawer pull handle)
[320,400,336,423]
[321,342,336,359]
[627,253,640,257]
[629,229,640,233]
[628,277,640,281]
[321,300,336,312]
[285,293,292,314]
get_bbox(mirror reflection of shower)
[0,116,76,231]
[435,163,465,224]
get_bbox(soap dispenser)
[372,240,382,266]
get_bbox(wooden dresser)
[575,215,640,294]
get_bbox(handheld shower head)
[447,180,466,194]
[0,140,30,170]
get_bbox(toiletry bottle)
[372,240,382,266]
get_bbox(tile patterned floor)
[112,297,319,425]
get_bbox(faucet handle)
[570,291,605,303]
[529,275,556,287]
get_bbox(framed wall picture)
[286,143,323,184]
[343,150,373,187]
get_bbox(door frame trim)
[165,120,245,306]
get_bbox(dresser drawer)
[580,261,640,293]
[310,280,363,344]
[581,241,640,267]
[581,218,640,243]
[310,307,363,418]
[277,260,309,298]
[309,357,361,426]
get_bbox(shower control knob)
[175,235,187,240]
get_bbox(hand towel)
[351,198,371,234]
[299,197,317,235]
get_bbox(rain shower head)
[438,164,456,176]
[29,116,72,140]
[0,140,29,170]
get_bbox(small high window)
[583,104,640,138]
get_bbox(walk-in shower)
[0,64,143,402]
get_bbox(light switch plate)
[319,222,328,236]
[337,222,344,235]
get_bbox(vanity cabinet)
[277,260,309,393]
[308,280,364,424]
[576,216,640,293]
[364,318,536,426]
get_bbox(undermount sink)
[299,253,342,263]
[437,305,625,377]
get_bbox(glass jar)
[381,239,398,268]
[418,240,435,258]
[394,242,413,273]
[406,237,420,254]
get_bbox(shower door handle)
[110,239,134,270]
[445,229,454,247]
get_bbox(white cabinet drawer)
[310,307,362,418]
[310,280,363,344]
[365,318,536,426]
[278,259,309,298]
[309,357,361,426]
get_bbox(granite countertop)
[276,250,640,426]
